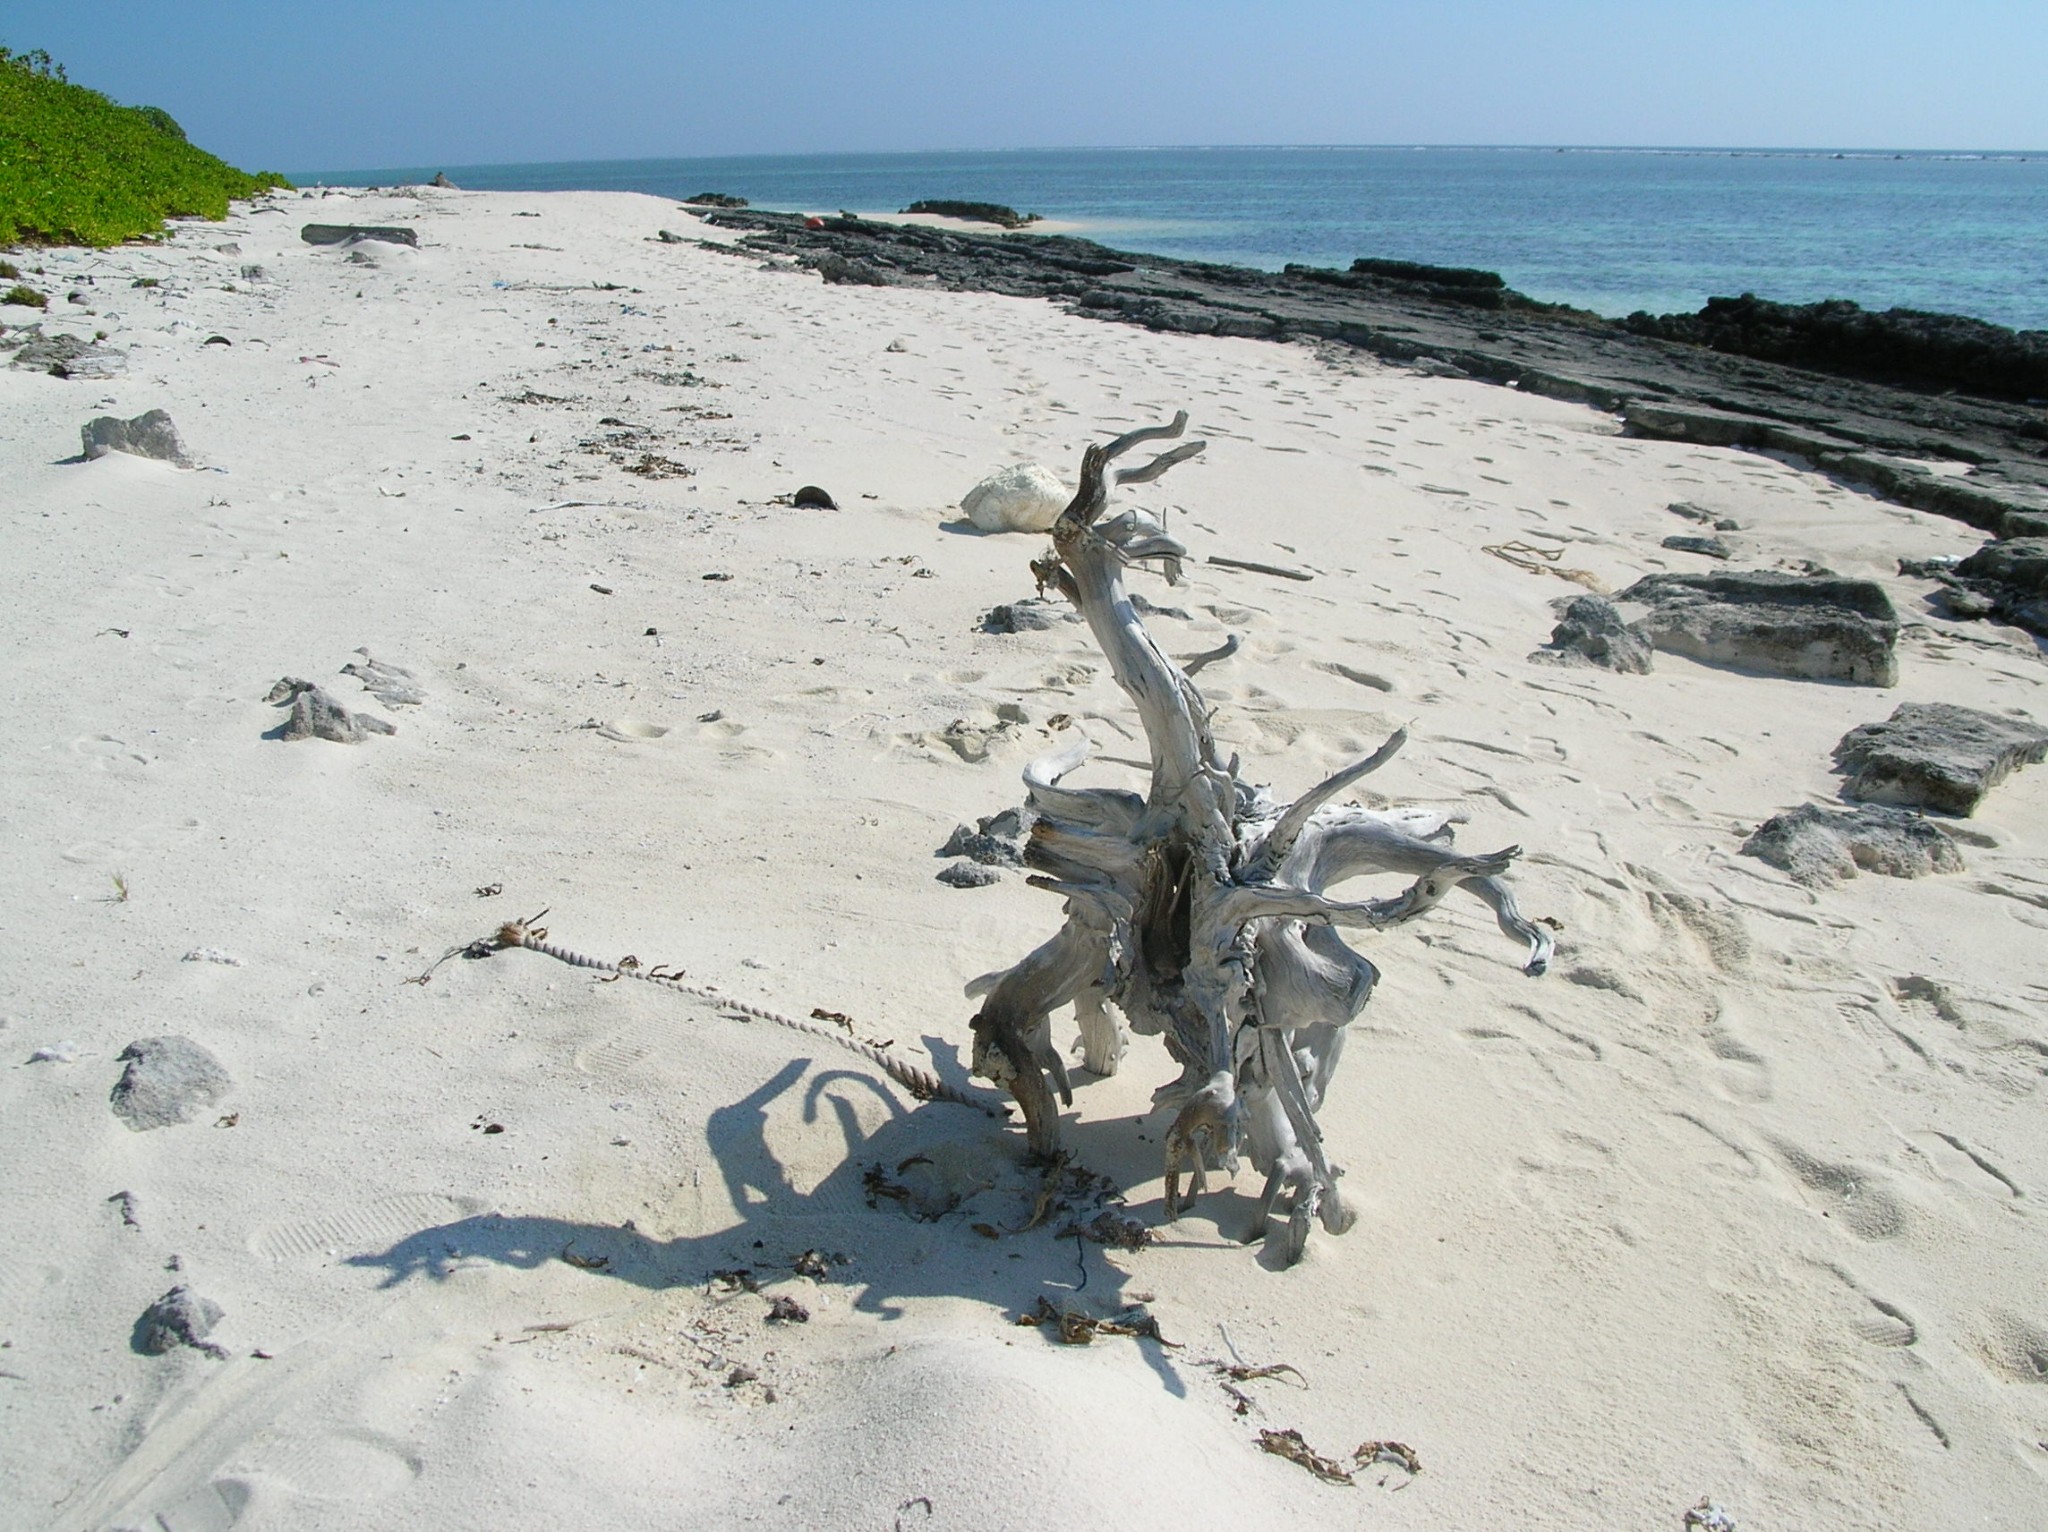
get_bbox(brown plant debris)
[1017,1296,1175,1347]
[1355,1439,1423,1476]
[1220,1361,1307,1386]
[1258,1428,1354,1485]
[765,1294,810,1323]
[1066,1209,1152,1250]
[623,452,694,479]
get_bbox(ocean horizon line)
[292,141,2045,183]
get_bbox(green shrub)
[3,281,47,306]
[133,104,186,141]
[0,48,290,246]
[0,256,18,278]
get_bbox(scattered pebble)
[28,1041,79,1064]
[937,861,1001,889]
[181,948,244,966]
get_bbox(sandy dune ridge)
[1,186,2044,1531]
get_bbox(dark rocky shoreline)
[693,206,2048,538]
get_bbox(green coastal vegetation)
[0,46,289,248]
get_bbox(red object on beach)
[804,216,825,229]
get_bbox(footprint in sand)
[1665,1110,1761,1181]
[1768,1138,1910,1240]
[1703,1013,1772,1103]
[0,1261,64,1325]
[1906,1130,2025,1200]
[222,1428,424,1504]
[1973,1309,2048,1385]
[68,733,152,770]
[1512,1129,1617,1196]
[1315,661,1399,693]
[576,1032,659,1077]
[1815,1261,1920,1347]
[595,718,670,741]
[248,1192,487,1262]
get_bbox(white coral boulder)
[960,462,1070,534]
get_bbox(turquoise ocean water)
[296,146,2048,332]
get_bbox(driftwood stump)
[967,413,1553,1263]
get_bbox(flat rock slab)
[10,328,125,377]
[134,1285,226,1356]
[1614,570,1900,685]
[82,409,189,466]
[300,223,419,248]
[1742,803,1963,887]
[111,1036,232,1130]
[1834,702,2048,815]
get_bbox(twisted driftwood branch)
[968,413,1553,1263]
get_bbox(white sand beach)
[2,185,2044,1532]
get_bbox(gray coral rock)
[1954,536,2048,636]
[937,861,1002,888]
[1660,533,1734,559]
[12,328,124,377]
[938,809,1027,866]
[982,599,1078,634]
[1613,570,1899,685]
[1533,594,1655,673]
[134,1285,226,1356]
[340,650,425,707]
[267,677,396,742]
[82,408,190,465]
[1741,803,1963,887]
[110,1036,232,1130]
[1834,702,2048,816]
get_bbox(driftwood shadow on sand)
[343,1051,1233,1395]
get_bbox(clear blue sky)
[8,1,2044,171]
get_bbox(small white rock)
[30,1042,80,1064]
[960,462,1069,534]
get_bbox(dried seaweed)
[1355,1439,1423,1476]
[1016,1296,1175,1347]
[1257,1428,1354,1485]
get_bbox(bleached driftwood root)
[967,413,1553,1264]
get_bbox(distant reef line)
[689,205,2048,534]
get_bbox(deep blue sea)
[295,146,2048,332]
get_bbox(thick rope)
[419,912,1003,1118]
